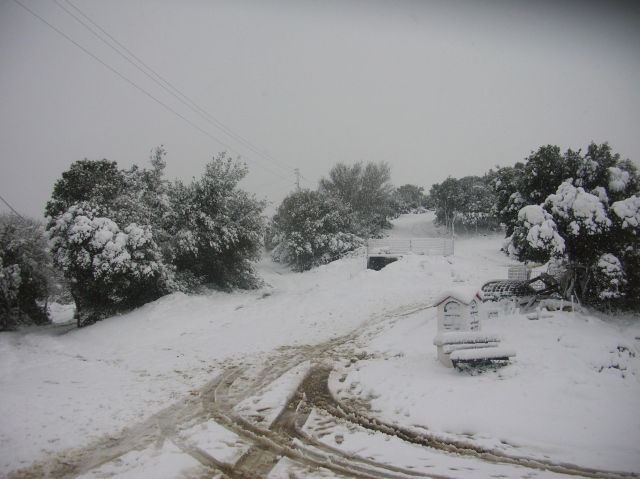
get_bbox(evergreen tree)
[270,189,362,271]
[46,155,173,325]
[48,202,169,326]
[0,215,52,330]
[430,176,498,233]
[491,142,638,235]
[393,184,428,214]
[167,153,265,289]
[319,161,395,237]
[507,178,639,309]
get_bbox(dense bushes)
[167,154,265,289]
[46,149,265,326]
[504,143,639,309]
[393,184,429,214]
[429,175,499,233]
[0,215,53,330]
[270,190,362,271]
[269,161,399,271]
[427,142,639,310]
[319,161,396,237]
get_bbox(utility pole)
[294,168,301,191]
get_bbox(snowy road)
[8,302,635,479]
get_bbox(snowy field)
[1,213,639,478]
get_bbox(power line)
[55,0,297,176]
[251,176,295,191]
[10,0,292,183]
[0,193,25,219]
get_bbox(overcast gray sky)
[1,0,639,219]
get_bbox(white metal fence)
[366,237,454,257]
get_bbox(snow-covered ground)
[1,213,639,477]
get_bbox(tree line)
[428,142,639,310]
[2,141,638,330]
[1,152,426,329]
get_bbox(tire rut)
[9,300,634,479]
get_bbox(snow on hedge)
[516,204,565,254]
[612,195,640,231]
[608,166,631,193]
[49,204,161,281]
[545,181,611,236]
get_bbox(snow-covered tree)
[392,184,429,214]
[493,143,638,235]
[47,151,267,324]
[0,215,52,330]
[270,190,363,271]
[167,153,265,289]
[487,162,525,235]
[45,159,127,220]
[507,179,640,309]
[430,176,498,233]
[319,161,395,237]
[46,156,174,325]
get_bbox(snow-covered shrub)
[47,152,268,325]
[494,142,639,309]
[506,205,564,263]
[48,203,168,325]
[490,142,637,235]
[0,214,52,330]
[506,180,639,309]
[46,156,176,325]
[271,190,363,271]
[612,195,640,232]
[166,153,265,289]
[610,195,640,308]
[591,254,626,300]
[545,182,611,238]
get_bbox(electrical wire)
[0,193,25,219]
[10,0,292,183]
[56,0,297,177]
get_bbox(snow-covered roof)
[432,287,483,307]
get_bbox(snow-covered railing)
[366,237,454,257]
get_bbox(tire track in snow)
[9,301,634,479]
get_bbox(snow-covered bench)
[449,346,516,369]
[433,331,515,369]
